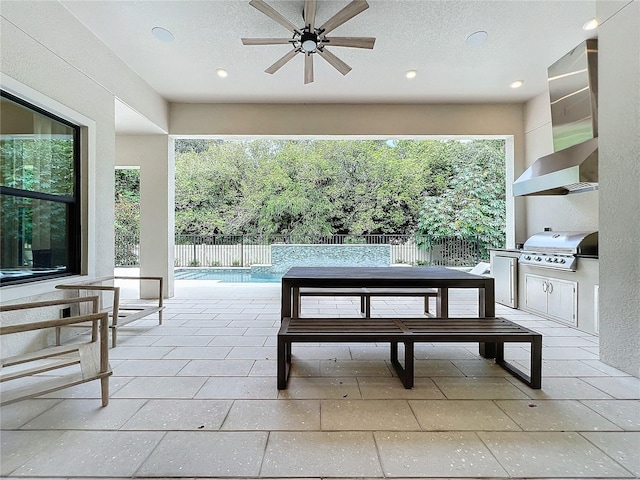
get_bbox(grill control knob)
[559,258,566,264]
[524,255,531,260]
[546,257,552,262]
[535,257,542,262]
[553,258,559,263]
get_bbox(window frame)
[1,90,82,286]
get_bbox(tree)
[417,140,506,256]
[114,169,140,265]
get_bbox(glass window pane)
[1,195,70,277]
[1,96,75,197]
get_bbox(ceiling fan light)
[216,68,228,78]
[510,80,524,89]
[302,39,317,52]
[406,70,417,79]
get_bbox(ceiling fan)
[242,0,376,84]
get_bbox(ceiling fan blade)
[265,48,299,74]
[317,48,352,76]
[318,0,369,35]
[322,36,375,49]
[303,0,317,30]
[242,38,295,45]
[249,0,301,34]
[304,53,314,84]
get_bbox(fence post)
[193,235,197,266]
[241,235,244,267]
[428,235,433,266]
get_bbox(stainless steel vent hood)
[514,39,598,196]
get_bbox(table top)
[281,266,493,287]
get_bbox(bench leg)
[495,338,543,389]
[364,295,371,318]
[424,296,429,315]
[277,335,290,389]
[530,335,542,389]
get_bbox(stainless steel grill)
[518,231,598,271]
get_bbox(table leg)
[281,279,292,321]
[479,282,497,358]
[292,286,300,318]
[436,287,449,318]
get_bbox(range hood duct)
[514,39,598,196]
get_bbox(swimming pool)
[174,268,282,283]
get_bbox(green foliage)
[417,140,506,257]
[168,139,506,249]
[114,169,140,265]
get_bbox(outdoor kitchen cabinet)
[524,274,577,326]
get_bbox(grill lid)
[523,231,598,255]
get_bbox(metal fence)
[116,233,484,268]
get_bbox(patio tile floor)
[1,280,639,479]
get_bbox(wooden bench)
[296,287,438,317]
[55,275,164,348]
[277,316,542,390]
[0,296,111,406]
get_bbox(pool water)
[174,268,282,283]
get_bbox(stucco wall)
[1,2,167,305]
[597,0,640,376]
[116,136,174,297]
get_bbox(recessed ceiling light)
[583,18,599,30]
[510,80,524,89]
[216,68,228,78]
[406,70,417,79]
[465,31,488,47]
[151,26,174,42]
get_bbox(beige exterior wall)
[597,0,640,376]
[0,3,167,303]
[115,136,174,297]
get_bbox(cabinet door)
[494,256,517,307]
[525,274,548,315]
[547,278,577,326]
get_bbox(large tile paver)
[582,431,640,476]
[410,399,521,431]
[137,431,267,477]
[479,431,634,478]
[261,431,383,477]
[121,399,233,430]
[375,431,509,477]
[222,399,320,430]
[11,431,163,477]
[495,400,622,431]
[321,400,421,430]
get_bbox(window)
[1,91,81,286]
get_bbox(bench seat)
[278,316,541,390]
[296,287,438,317]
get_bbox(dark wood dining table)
[280,266,497,357]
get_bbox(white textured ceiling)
[62,0,596,106]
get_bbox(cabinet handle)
[542,281,548,292]
[548,282,553,294]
